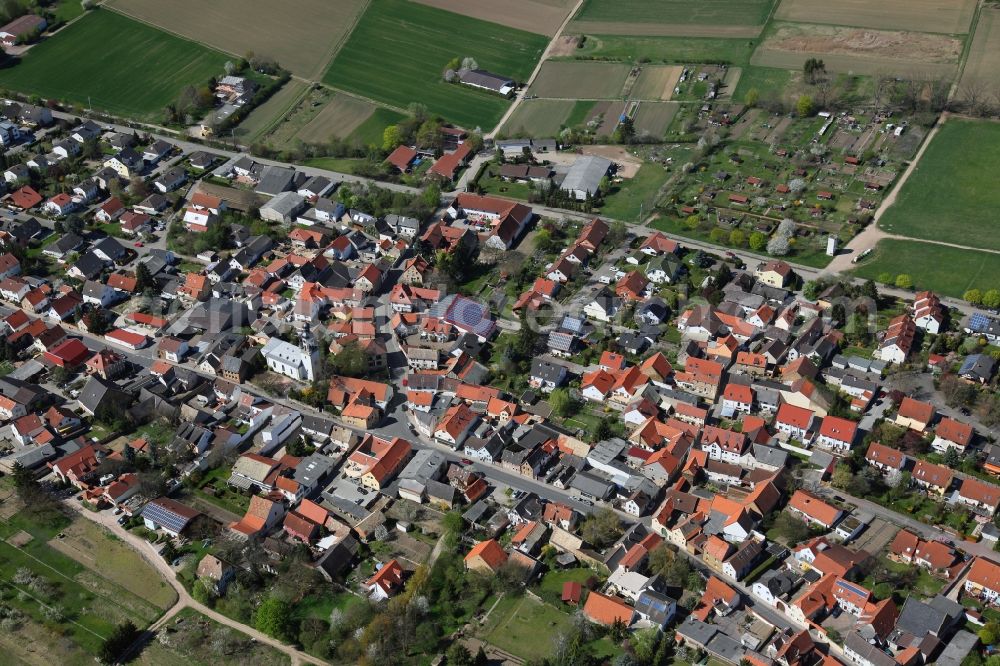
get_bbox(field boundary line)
[102,4,238,60]
[310,0,372,81]
[250,81,312,143]
[0,577,106,640]
[0,538,161,623]
[951,0,985,101]
[489,0,587,137]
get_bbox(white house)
[260,337,318,382]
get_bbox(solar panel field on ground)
[324,0,548,129]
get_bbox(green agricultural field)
[852,239,1000,297]
[573,0,776,27]
[573,34,757,65]
[0,9,227,120]
[529,60,632,99]
[732,65,793,103]
[324,0,547,129]
[878,119,1000,250]
[502,99,577,136]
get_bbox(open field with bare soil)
[753,23,962,78]
[774,0,976,34]
[412,0,576,35]
[959,8,1000,95]
[107,0,368,78]
[632,101,680,137]
[529,61,632,98]
[295,94,378,143]
[631,65,683,100]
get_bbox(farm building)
[457,69,515,96]
[561,155,612,201]
[0,14,46,48]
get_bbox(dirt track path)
[822,113,948,276]
[487,0,586,138]
[70,504,325,666]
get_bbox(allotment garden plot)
[774,0,976,35]
[324,0,548,129]
[108,0,367,78]
[502,99,579,136]
[0,9,227,120]
[630,65,683,100]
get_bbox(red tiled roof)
[582,591,634,626]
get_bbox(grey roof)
[44,232,83,255]
[751,444,788,468]
[293,453,334,487]
[568,471,614,499]
[425,479,455,503]
[845,632,896,666]
[78,376,131,415]
[960,353,995,379]
[530,358,566,383]
[71,252,105,279]
[675,616,717,647]
[561,155,612,196]
[93,236,126,258]
[256,165,296,195]
[261,191,305,217]
[2,443,56,469]
[894,595,961,639]
[935,631,979,666]
[634,590,676,625]
[457,68,514,92]
[398,448,446,484]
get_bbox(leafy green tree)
[983,289,1000,309]
[748,231,767,251]
[329,340,367,377]
[744,87,760,107]
[550,388,579,418]
[796,94,814,117]
[709,228,727,244]
[580,508,622,548]
[382,125,402,152]
[647,544,676,577]
[684,215,700,231]
[729,229,745,246]
[446,643,475,666]
[98,621,138,665]
[964,288,983,305]
[135,261,155,292]
[254,597,293,641]
[894,273,913,289]
[772,512,809,543]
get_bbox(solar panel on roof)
[142,501,190,533]
[969,313,992,332]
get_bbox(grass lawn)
[302,156,367,174]
[574,34,756,65]
[599,163,668,222]
[348,106,406,148]
[55,0,87,22]
[852,238,1000,297]
[0,9,227,120]
[879,119,1000,250]
[481,595,572,662]
[291,590,364,622]
[324,0,548,128]
[732,65,793,103]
